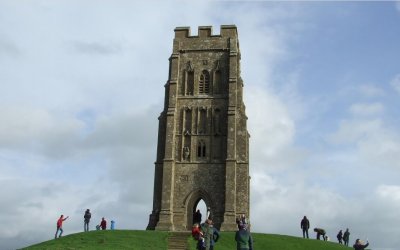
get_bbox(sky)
[1,1,400,249]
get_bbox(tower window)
[199,70,210,94]
[197,140,206,158]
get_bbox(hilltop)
[20,230,354,250]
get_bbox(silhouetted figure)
[314,228,326,241]
[55,215,69,239]
[100,217,107,230]
[193,209,202,225]
[84,209,91,232]
[111,220,115,230]
[337,230,343,244]
[353,239,369,250]
[343,228,350,246]
[300,216,310,238]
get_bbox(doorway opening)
[192,199,209,225]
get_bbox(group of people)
[300,216,370,249]
[191,218,220,250]
[191,213,253,250]
[54,209,115,239]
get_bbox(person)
[210,222,220,250]
[313,228,326,241]
[353,239,369,250]
[202,219,214,250]
[337,230,343,244]
[100,217,107,230]
[111,220,115,230]
[192,223,204,250]
[343,228,351,246]
[55,215,69,239]
[84,209,91,232]
[300,216,310,238]
[194,209,202,225]
[235,223,253,250]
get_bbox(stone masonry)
[146,25,250,231]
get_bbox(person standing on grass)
[343,228,351,246]
[55,215,69,239]
[84,209,91,232]
[300,216,310,238]
[235,223,253,250]
[100,217,107,230]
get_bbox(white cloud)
[396,1,400,13]
[349,102,384,116]
[390,74,400,95]
[359,84,385,97]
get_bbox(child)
[192,223,205,249]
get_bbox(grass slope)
[21,230,352,250]
[20,230,169,250]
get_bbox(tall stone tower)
[147,25,250,231]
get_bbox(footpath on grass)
[20,230,355,250]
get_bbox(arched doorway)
[185,189,214,230]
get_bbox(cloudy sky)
[1,1,400,250]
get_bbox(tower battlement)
[174,25,237,39]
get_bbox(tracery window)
[199,70,210,94]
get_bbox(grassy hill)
[20,230,354,250]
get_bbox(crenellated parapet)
[174,25,237,39]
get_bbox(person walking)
[84,209,91,232]
[235,223,253,250]
[100,217,107,230]
[353,239,369,250]
[300,216,310,238]
[337,230,343,244]
[343,228,350,246]
[55,215,69,239]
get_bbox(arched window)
[186,71,194,95]
[197,140,206,158]
[199,70,210,94]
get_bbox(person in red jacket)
[55,215,69,239]
[100,217,107,230]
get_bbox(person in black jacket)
[353,239,369,250]
[84,209,91,232]
[300,216,310,238]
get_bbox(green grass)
[21,230,354,250]
[20,230,169,250]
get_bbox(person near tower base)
[235,223,253,250]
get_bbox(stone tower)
[147,25,250,231]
